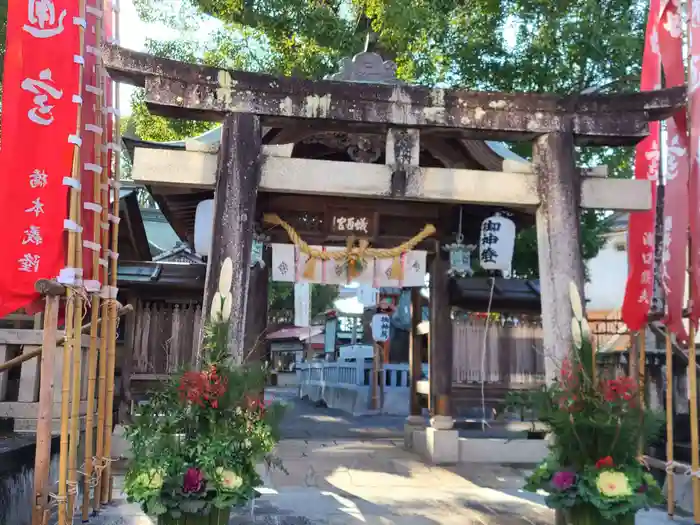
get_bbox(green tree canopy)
[267,282,339,324]
[129,0,649,278]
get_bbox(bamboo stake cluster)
[96,0,123,507]
[82,0,107,518]
[56,0,87,521]
[29,1,123,524]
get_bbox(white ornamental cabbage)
[216,467,244,491]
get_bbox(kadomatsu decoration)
[123,257,285,524]
[515,283,664,525]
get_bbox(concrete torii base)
[409,416,460,465]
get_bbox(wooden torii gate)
[104,44,684,449]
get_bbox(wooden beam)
[132,150,652,212]
[534,132,586,382]
[103,45,686,145]
[199,113,262,364]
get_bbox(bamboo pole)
[0,303,131,375]
[638,330,646,456]
[100,122,122,506]
[82,1,107,516]
[93,294,108,512]
[67,203,85,515]
[31,295,60,525]
[100,1,122,500]
[58,0,87,521]
[638,331,646,403]
[688,319,700,524]
[665,331,675,517]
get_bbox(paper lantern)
[479,213,516,275]
[194,199,214,256]
[371,313,391,342]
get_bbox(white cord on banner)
[84,202,102,213]
[86,5,104,17]
[480,277,497,431]
[85,123,103,134]
[63,219,83,233]
[62,176,81,190]
[84,162,103,174]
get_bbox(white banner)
[294,282,311,327]
[271,244,427,287]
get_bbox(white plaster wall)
[584,231,628,311]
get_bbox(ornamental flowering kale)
[551,471,576,491]
[183,467,204,493]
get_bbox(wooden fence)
[130,300,202,375]
[452,318,545,385]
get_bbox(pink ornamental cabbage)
[183,467,204,493]
[551,471,576,491]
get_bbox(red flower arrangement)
[595,456,614,469]
[601,377,638,405]
[178,365,228,408]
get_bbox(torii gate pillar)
[534,132,586,382]
[199,113,262,364]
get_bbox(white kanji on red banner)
[20,69,63,126]
[23,0,67,39]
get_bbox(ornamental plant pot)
[565,505,635,525]
[157,507,231,525]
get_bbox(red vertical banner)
[658,0,690,341]
[0,0,82,318]
[689,0,700,327]
[622,0,662,332]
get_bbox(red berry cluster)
[178,365,227,408]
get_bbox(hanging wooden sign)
[327,207,378,238]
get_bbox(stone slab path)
[94,437,687,525]
[92,389,691,524]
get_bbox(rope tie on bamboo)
[65,284,92,320]
[684,467,700,478]
[666,460,682,473]
[48,492,68,506]
[93,456,116,482]
[263,213,435,280]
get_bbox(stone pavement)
[94,389,692,525]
